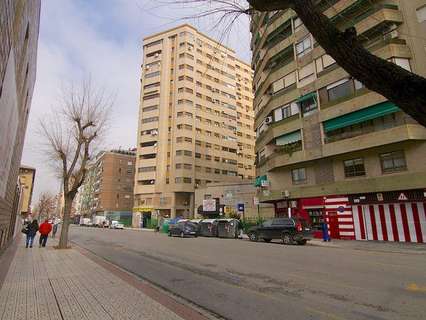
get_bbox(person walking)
[52,219,59,238]
[38,219,52,248]
[25,220,39,248]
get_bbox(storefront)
[272,189,426,243]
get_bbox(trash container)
[217,219,239,238]
[199,219,218,237]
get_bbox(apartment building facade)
[133,24,255,224]
[251,0,426,243]
[0,0,40,252]
[18,166,36,216]
[78,149,136,226]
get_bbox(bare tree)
[159,0,426,126]
[34,192,56,221]
[40,79,112,249]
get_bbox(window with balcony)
[291,168,306,184]
[295,36,312,57]
[380,151,407,173]
[344,158,366,178]
[298,93,317,117]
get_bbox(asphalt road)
[70,226,426,320]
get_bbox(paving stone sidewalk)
[0,239,187,320]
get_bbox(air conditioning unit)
[265,116,273,125]
[155,53,159,58]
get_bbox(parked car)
[168,221,198,238]
[247,217,313,245]
[110,221,124,229]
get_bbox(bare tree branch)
[39,78,113,249]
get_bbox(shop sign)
[398,193,408,201]
[376,193,383,201]
[133,207,153,212]
[253,197,259,205]
[203,199,216,212]
[237,203,245,212]
[290,200,298,208]
[276,201,288,209]
[261,180,269,187]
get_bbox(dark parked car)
[247,218,313,245]
[168,221,198,238]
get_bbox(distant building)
[78,149,136,226]
[0,1,40,251]
[194,181,274,219]
[134,24,255,225]
[18,166,36,216]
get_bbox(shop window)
[380,151,407,173]
[291,168,306,184]
[343,158,366,178]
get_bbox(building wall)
[0,0,40,252]
[78,150,136,219]
[18,166,35,215]
[194,182,275,219]
[250,0,426,243]
[134,24,255,221]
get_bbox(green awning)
[297,92,317,103]
[276,130,302,146]
[254,175,267,187]
[323,101,400,132]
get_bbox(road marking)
[406,283,426,292]
[305,307,347,320]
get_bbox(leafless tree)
[34,192,56,221]
[39,79,112,249]
[157,0,426,126]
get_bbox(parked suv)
[247,218,313,245]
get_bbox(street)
[70,226,426,320]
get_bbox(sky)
[21,0,252,204]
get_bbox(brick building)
[0,0,40,252]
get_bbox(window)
[144,82,160,90]
[145,39,162,47]
[300,95,317,116]
[138,179,155,185]
[293,17,303,32]
[416,5,426,22]
[380,151,407,173]
[145,71,160,79]
[274,102,299,122]
[141,116,159,123]
[142,105,158,112]
[344,158,366,178]
[291,168,306,184]
[138,166,156,172]
[146,50,161,58]
[327,79,353,102]
[295,36,312,57]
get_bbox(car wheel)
[263,238,272,243]
[282,233,293,245]
[248,232,258,242]
[180,231,185,238]
[297,239,307,245]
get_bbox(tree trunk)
[249,0,426,127]
[58,194,73,249]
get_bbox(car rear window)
[272,218,293,226]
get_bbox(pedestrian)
[25,219,39,248]
[38,219,52,247]
[52,219,59,238]
[321,218,331,242]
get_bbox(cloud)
[22,0,251,204]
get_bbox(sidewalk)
[0,238,209,320]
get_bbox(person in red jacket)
[39,219,52,248]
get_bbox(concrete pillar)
[171,193,176,218]
[189,192,195,219]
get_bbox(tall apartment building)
[78,149,136,226]
[251,1,426,243]
[0,0,40,251]
[133,24,255,223]
[18,166,36,216]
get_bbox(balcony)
[323,124,426,157]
